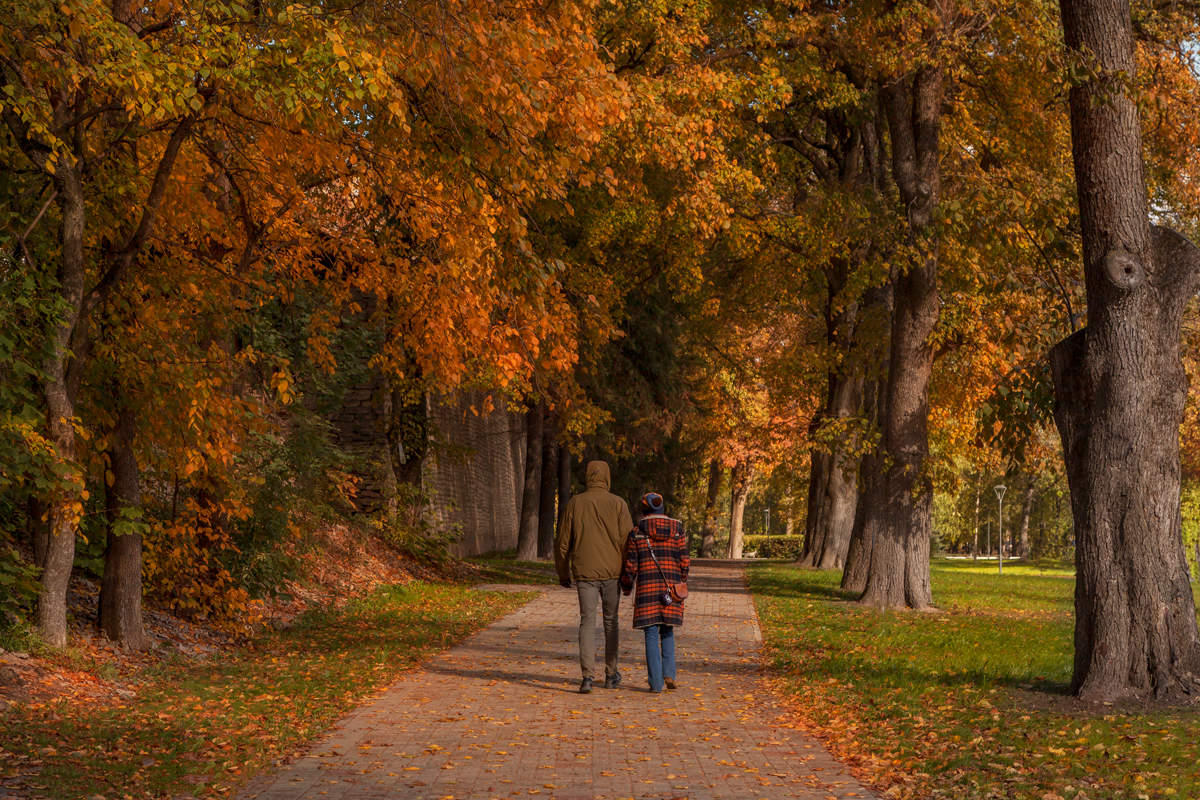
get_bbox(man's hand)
[559,578,572,589]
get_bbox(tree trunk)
[1051,0,1200,700]
[557,445,571,528]
[1017,481,1034,560]
[700,460,721,558]
[842,376,885,595]
[37,162,88,649]
[727,462,751,559]
[841,283,891,594]
[537,429,558,560]
[799,449,831,566]
[860,65,942,610]
[817,375,862,569]
[98,393,149,650]
[516,404,543,561]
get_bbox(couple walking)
[554,460,690,694]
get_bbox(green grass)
[749,559,1200,800]
[0,582,531,799]
[467,552,559,585]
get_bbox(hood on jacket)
[585,460,611,491]
[640,514,678,541]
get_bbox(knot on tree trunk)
[1101,248,1143,290]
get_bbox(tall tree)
[1050,0,1200,700]
[859,55,944,609]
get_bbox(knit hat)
[640,492,665,515]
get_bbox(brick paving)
[241,561,878,800]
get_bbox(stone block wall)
[331,378,527,556]
[424,394,526,557]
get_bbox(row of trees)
[4,0,1200,703]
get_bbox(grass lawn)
[750,559,1200,800]
[467,553,559,585]
[0,582,531,799]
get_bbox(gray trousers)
[576,579,620,679]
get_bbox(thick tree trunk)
[98,394,149,650]
[727,463,751,559]
[1017,482,1034,560]
[515,404,543,561]
[700,460,721,558]
[37,163,88,649]
[842,377,885,595]
[537,430,558,560]
[860,66,942,610]
[1051,0,1200,701]
[799,449,831,566]
[817,376,862,569]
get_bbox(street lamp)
[994,484,1007,574]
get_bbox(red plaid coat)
[620,515,690,629]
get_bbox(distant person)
[555,460,634,694]
[620,492,690,693]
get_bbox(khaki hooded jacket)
[555,460,633,582]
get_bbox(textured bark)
[800,448,832,566]
[1051,0,1200,701]
[36,162,87,649]
[537,431,558,560]
[817,375,862,569]
[727,463,751,559]
[700,460,722,558]
[860,64,942,610]
[516,405,543,561]
[98,394,149,650]
[841,376,885,595]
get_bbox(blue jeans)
[643,624,676,692]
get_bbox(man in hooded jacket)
[555,460,633,693]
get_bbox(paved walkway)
[242,561,877,800]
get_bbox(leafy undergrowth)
[467,552,559,585]
[0,582,531,799]
[750,559,1200,800]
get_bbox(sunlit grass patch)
[0,582,531,799]
[468,552,559,585]
[750,559,1200,800]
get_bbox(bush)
[742,534,803,559]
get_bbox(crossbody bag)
[641,533,688,603]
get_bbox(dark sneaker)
[579,677,594,694]
[603,672,622,689]
[665,678,676,691]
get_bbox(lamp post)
[994,484,1007,574]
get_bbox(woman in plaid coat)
[620,492,690,693]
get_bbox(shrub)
[742,534,803,559]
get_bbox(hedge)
[741,534,803,559]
